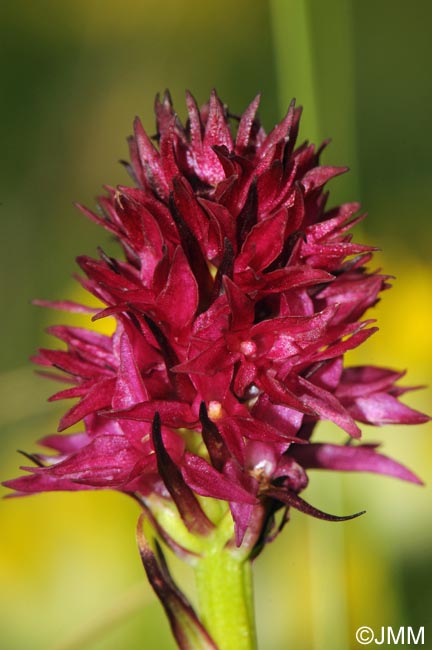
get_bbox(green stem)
[194,549,256,650]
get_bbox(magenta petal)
[35,347,111,379]
[204,90,233,151]
[235,93,260,152]
[3,435,147,495]
[182,453,257,504]
[2,472,96,495]
[185,90,203,149]
[252,394,304,438]
[223,459,259,546]
[172,342,233,376]
[133,116,169,199]
[336,366,406,399]
[230,501,255,547]
[236,210,288,273]
[240,265,334,295]
[348,392,430,426]
[112,332,148,409]
[301,166,348,192]
[223,276,255,330]
[38,432,91,454]
[49,384,90,401]
[58,378,116,431]
[259,99,296,161]
[292,443,423,484]
[258,373,315,415]
[232,416,304,445]
[107,400,197,428]
[46,435,140,485]
[33,299,98,314]
[298,376,361,438]
[157,246,199,329]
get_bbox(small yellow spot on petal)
[208,400,223,420]
[240,340,257,356]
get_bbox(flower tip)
[133,115,143,131]
[185,88,198,107]
[154,89,173,111]
[162,88,173,105]
[246,92,261,110]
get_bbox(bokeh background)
[1,1,431,648]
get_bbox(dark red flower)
[4,90,429,555]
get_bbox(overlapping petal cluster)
[5,91,428,550]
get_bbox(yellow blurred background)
[1,1,431,648]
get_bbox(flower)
[4,90,429,556]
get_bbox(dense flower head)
[5,90,429,552]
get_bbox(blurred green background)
[1,1,431,648]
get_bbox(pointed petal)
[223,276,254,329]
[133,116,169,198]
[185,90,203,148]
[182,453,257,504]
[259,99,296,160]
[112,332,148,409]
[107,400,197,428]
[236,210,288,273]
[236,93,260,152]
[172,342,233,376]
[291,443,424,484]
[58,378,116,431]
[204,89,233,151]
[337,366,406,399]
[51,435,137,481]
[39,432,91,454]
[33,299,98,314]
[2,472,95,495]
[297,376,361,438]
[157,246,199,329]
[348,392,430,426]
[301,166,348,193]
[230,501,255,547]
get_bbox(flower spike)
[3,90,429,650]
